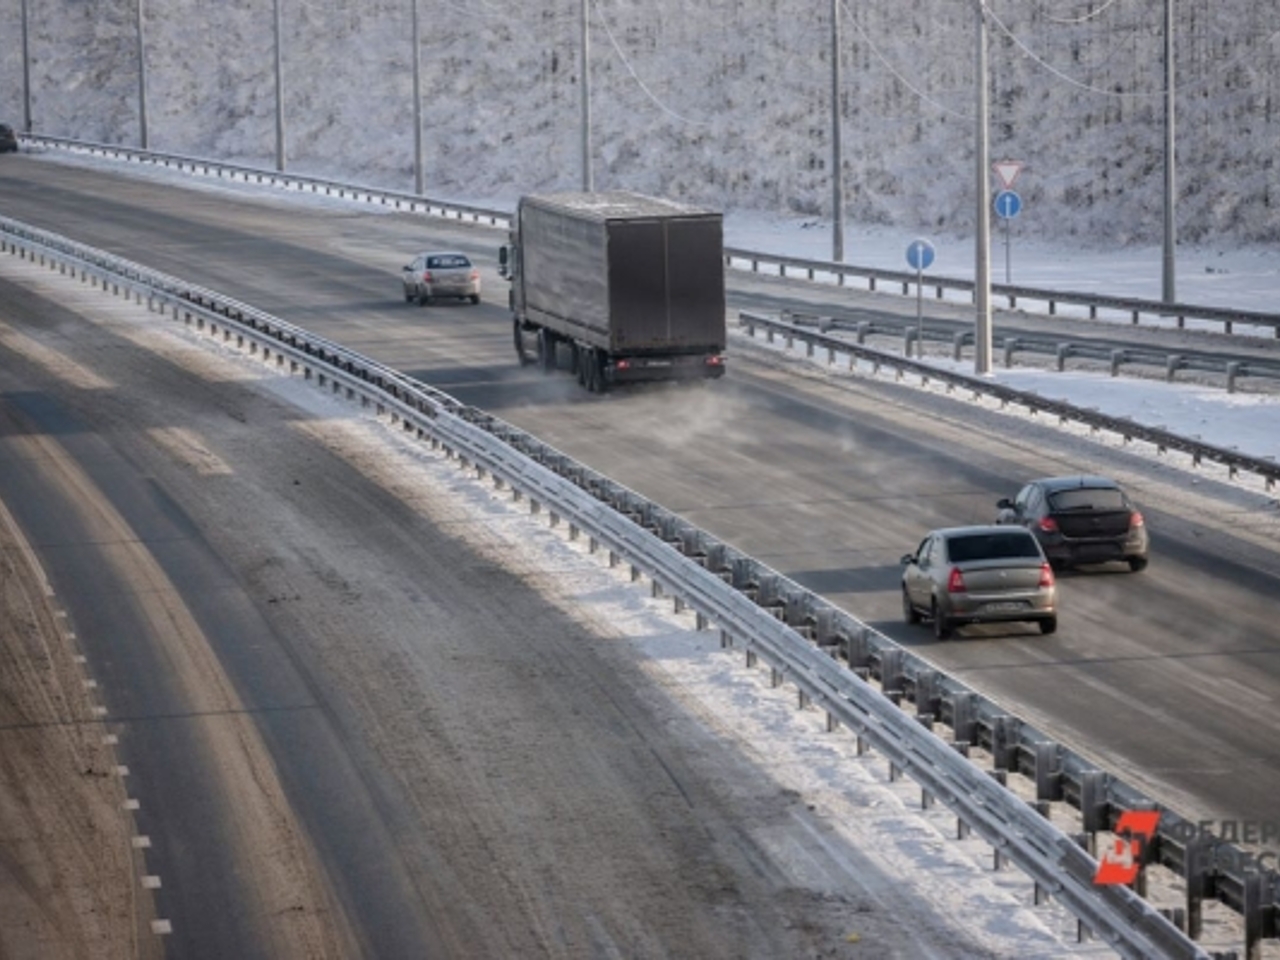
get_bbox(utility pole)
[831,0,844,262]
[973,0,993,375]
[20,0,31,132]
[411,0,423,193]
[135,0,149,149]
[580,0,593,192]
[1162,0,1176,304]
[274,0,285,171]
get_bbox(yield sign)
[992,159,1023,190]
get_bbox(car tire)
[469,294,480,305]
[1039,616,1058,635]
[1128,556,1149,572]
[404,290,414,304]
[417,291,429,307]
[902,588,921,624]
[931,600,952,640]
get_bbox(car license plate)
[984,601,1027,613]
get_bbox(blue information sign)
[994,190,1022,219]
[906,239,935,271]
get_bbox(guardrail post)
[1243,872,1268,960]
[880,648,905,695]
[1002,337,1018,368]
[950,692,977,746]
[1079,770,1109,835]
[856,320,871,345]
[1110,349,1127,377]
[1184,836,1216,941]
[1056,344,1071,371]
[952,332,965,361]
[1166,354,1185,382]
[1034,741,1063,801]
[1227,361,1241,394]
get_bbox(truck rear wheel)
[537,329,552,372]
[513,319,534,366]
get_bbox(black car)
[996,475,1149,572]
[0,124,18,154]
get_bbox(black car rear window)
[427,255,470,269]
[947,532,1041,562]
[1048,488,1127,511]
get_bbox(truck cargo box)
[517,192,726,355]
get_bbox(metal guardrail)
[740,310,1280,492]
[18,134,1280,345]
[6,218,1270,959]
[781,310,1280,395]
[726,247,1280,339]
[18,134,509,229]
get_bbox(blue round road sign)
[994,190,1022,219]
[906,239,935,271]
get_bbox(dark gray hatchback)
[996,475,1149,572]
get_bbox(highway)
[1,152,1278,954]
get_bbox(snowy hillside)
[1,0,1276,248]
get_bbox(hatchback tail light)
[1129,510,1144,529]
[469,269,479,281]
[946,567,967,593]
[422,271,433,282]
[1038,563,1055,588]
[1037,517,1059,534]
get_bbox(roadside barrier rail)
[18,134,1280,343]
[739,310,1280,492]
[9,216,1274,958]
[779,310,1280,395]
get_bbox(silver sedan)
[901,525,1058,639]
[401,251,481,305]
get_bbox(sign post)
[906,239,936,358]
[991,161,1024,286]
[993,189,1022,284]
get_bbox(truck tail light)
[615,359,631,371]
[705,354,724,367]
[1129,510,1144,529]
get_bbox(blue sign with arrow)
[994,190,1022,219]
[906,239,935,271]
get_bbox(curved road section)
[0,216,1069,956]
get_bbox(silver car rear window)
[948,533,1041,562]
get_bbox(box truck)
[499,192,727,391]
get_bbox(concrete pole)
[136,0,149,148]
[831,0,844,262]
[1162,0,1176,304]
[274,0,285,171]
[580,0,593,192]
[974,0,992,375]
[20,0,31,132]
[412,0,423,194]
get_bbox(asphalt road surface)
[2,151,1279,954]
[0,189,1049,957]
